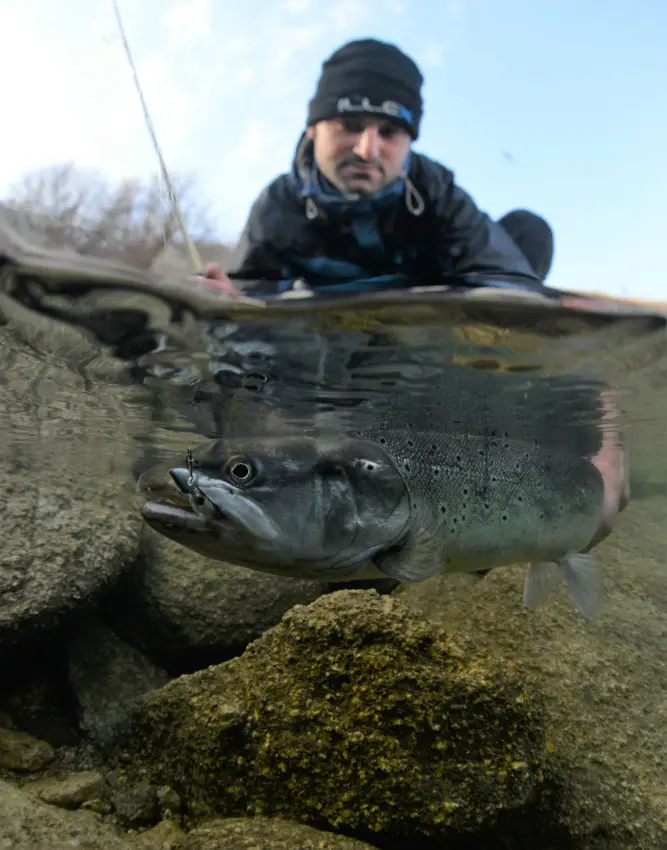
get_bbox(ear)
[373,529,446,582]
[305,125,315,140]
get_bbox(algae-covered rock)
[179,816,380,849]
[0,727,55,772]
[0,777,131,849]
[22,769,105,809]
[118,590,552,847]
[133,818,185,849]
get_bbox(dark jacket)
[227,133,543,294]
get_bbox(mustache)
[335,154,385,175]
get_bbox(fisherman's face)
[307,115,412,196]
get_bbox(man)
[205,38,554,297]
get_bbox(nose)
[354,126,381,161]
[170,467,193,494]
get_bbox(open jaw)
[137,475,213,532]
[139,498,211,531]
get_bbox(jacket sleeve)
[427,167,543,284]
[225,188,287,287]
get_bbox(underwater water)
[0,230,665,849]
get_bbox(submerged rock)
[22,769,105,809]
[133,818,185,849]
[0,341,142,661]
[0,727,55,772]
[67,619,170,744]
[0,777,130,849]
[116,590,553,848]
[104,532,330,674]
[179,816,380,849]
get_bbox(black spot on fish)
[440,506,447,514]
[502,514,508,521]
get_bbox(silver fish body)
[138,419,628,618]
[361,428,606,576]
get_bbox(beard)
[334,155,386,195]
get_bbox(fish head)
[138,436,412,579]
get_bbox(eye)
[379,123,400,138]
[224,456,256,485]
[339,117,365,134]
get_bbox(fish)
[138,410,629,620]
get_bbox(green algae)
[119,591,553,846]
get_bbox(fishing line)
[110,0,203,274]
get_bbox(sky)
[1,0,665,299]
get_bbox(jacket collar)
[289,133,421,220]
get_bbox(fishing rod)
[110,0,203,274]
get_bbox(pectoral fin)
[373,529,446,582]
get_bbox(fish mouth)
[138,474,210,533]
[137,466,215,533]
[139,499,211,532]
[138,466,280,543]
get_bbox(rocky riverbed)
[0,324,665,849]
[1,492,666,849]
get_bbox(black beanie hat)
[307,38,424,139]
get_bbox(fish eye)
[224,456,256,484]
